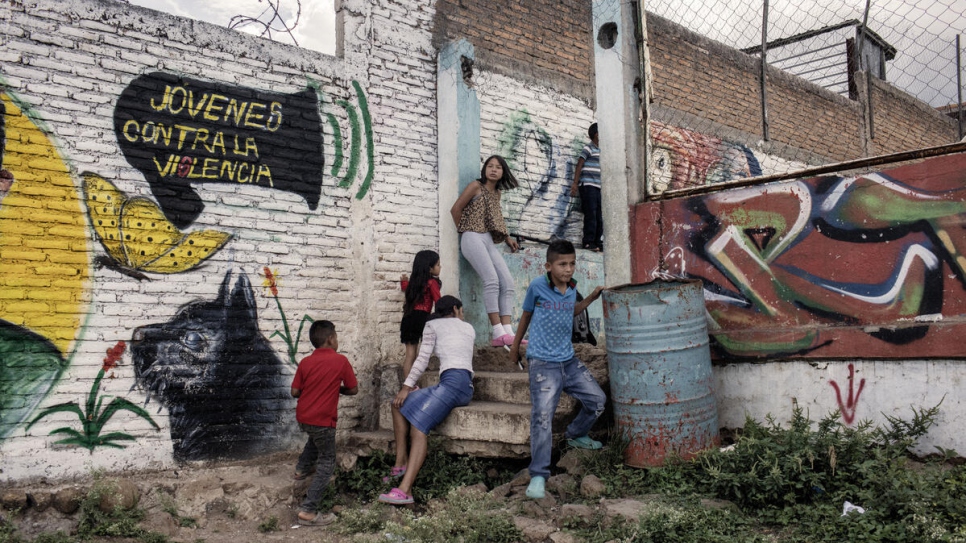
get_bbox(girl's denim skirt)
[400,369,473,435]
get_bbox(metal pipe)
[650,141,966,200]
[760,0,770,141]
[957,34,963,141]
[860,0,873,141]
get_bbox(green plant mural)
[26,341,160,451]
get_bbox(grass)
[6,405,965,543]
[576,403,966,543]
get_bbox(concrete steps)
[350,345,608,460]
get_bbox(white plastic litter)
[841,501,866,516]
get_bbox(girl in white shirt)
[378,295,475,505]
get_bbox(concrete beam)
[592,0,644,286]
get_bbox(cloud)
[126,0,335,54]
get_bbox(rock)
[699,498,739,512]
[559,503,594,526]
[1,490,27,511]
[509,469,531,488]
[556,450,588,476]
[27,492,52,512]
[513,516,556,542]
[486,468,500,479]
[139,511,180,537]
[455,483,488,497]
[98,478,139,512]
[580,475,606,498]
[547,474,576,501]
[550,531,580,543]
[518,500,550,519]
[489,483,512,498]
[600,498,648,524]
[52,486,84,514]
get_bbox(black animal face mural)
[132,270,293,462]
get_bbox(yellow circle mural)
[0,92,89,355]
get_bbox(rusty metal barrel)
[602,279,719,467]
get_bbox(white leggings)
[460,231,515,317]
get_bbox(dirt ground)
[3,344,613,543]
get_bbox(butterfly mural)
[82,172,232,280]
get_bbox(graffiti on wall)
[498,109,584,242]
[0,92,86,439]
[2,71,373,460]
[114,72,326,228]
[829,363,865,425]
[131,270,293,462]
[634,153,966,358]
[650,123,763,194]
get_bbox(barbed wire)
[227,0,303,47]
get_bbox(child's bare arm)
[574,286,605,315]
[509,311,533,365]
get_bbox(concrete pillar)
[437,40,481,292]
[593,0,643,286]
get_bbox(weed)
[31,532,75,543]
[257,516,279,533]
[0,519,25,543]
[335,508,386,534]
[381,489,522,543]
[75,474,170,543]
[582,402,966,543]
[226,503,239,519]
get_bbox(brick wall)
[646,13,956,180]
[0,0,440,480]
[433,0,595,102]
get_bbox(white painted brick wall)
[477,70,595,245]
[0,0,438,481]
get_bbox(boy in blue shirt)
[509,239,607,499]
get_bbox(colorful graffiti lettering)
[633,152,966,358]
[829,363,865,425]
[131,270,293,462]
[650,122,762,194]
[26,341,160,451]
[82,173,232,280]
[498,109,583,241]
[114,72,327,228]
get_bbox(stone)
[509,469,531,488]
[600,498,648,524]
[98,478,140,512]
[513,516,556,542]
[489,483,512,498]
[550,531,580,543]
[52,486,84,514]
[28,492,52,512]
[139,511,180,537]
[699,498,739,512]
[546,474,576,501]
[455,483,488,497]
[580,474,606,498]
[1,490,27,511]
[559,503,594,526]
[556,450,588,476]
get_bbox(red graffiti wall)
[631,151,966,359]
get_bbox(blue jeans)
[579,185,603,249]
[528,356,607,479]
[296,423,336,513]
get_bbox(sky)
[122,0,962,107]
[124,0,336,55]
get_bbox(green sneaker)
[525,476,546,499]
[567,435,602,450]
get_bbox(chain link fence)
[643,0,966,195]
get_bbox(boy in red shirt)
[291,320,358,526]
